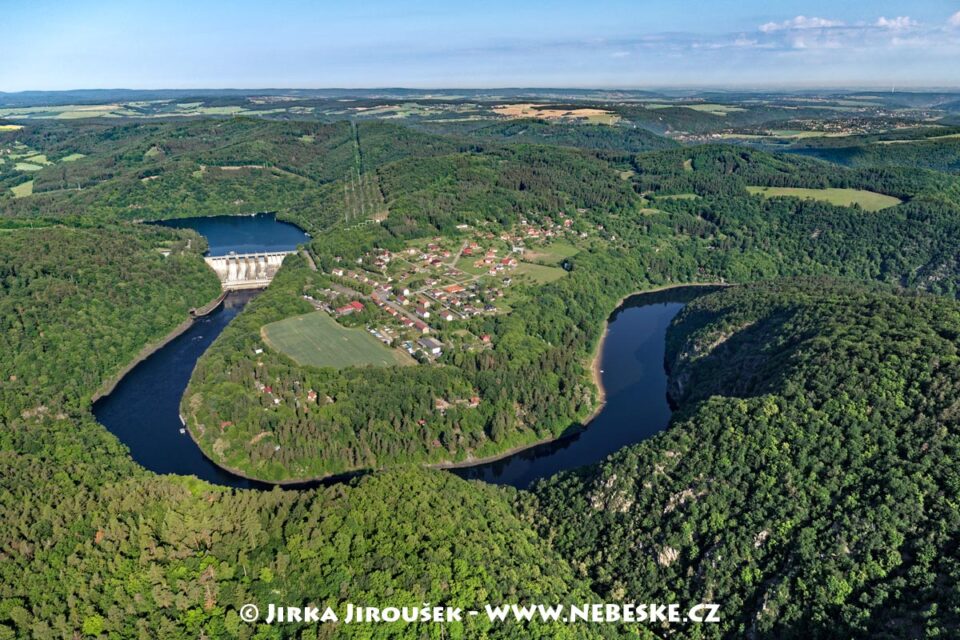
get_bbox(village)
[301,217,583,361]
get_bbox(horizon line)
[4,84,960,95]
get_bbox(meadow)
[522,240,580,265]
[746,186,902,211]
[261,311,414,368]
[10,180,33,197]
[514,261,568,284]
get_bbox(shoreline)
[429,424,588,471]
[181,420,352,486]
[90,290,227,403]
[187,281,728,487]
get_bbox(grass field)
[657,193,700,201]
[747,186,902,212]
[685,103,746,115]
[514,261,567,284]
[0,124,23,131]
[10,180,34,198]
[60,153,86,162]
[262,311,414,369]
[523,240,580,265]
[454,256,488,276]
[14,162,43,171]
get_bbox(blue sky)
[2,0,960,91]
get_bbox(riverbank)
[90,290,227,403]
[180,414,358,486]
[430,424,587,471]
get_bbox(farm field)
[262,311,415,368]
[492,103,620,124]
[747,186,902,211]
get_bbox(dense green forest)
[419,118,679,153]
[3,112,960,638]
[0,225,221,415]
[532,281,960,638]
[790,138,960,174]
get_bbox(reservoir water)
[95,214,709,490]
[156,213,309,256]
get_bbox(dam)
[204,251,295,290]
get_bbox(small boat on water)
[179,428,186,434]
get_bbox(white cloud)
[759,16,843,33]
[949,11,960,27]
[875,16,916,30]
[610,51,630,58]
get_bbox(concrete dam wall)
[204,251,294,290]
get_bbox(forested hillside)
[421,118,679,153]
[532,281,960,638]
[0,225,221,415]
[3,113,960,638]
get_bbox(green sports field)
[747,186,902,212]
[262,311,414,368]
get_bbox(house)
[306,390,318,403]
[419,337,443,355]
[336,300,364,316]
[413,320,430,334]
[416,306,430,318]
[442,312,455,322]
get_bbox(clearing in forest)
[747,186,902,212]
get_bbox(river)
[94,214,708,490]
